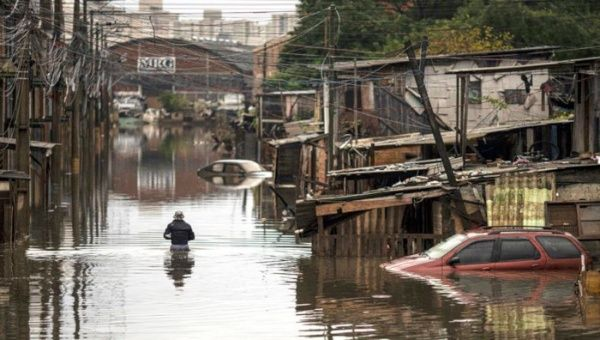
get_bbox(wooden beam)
[316,189,446,217]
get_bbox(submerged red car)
[382,228,591,274]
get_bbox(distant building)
[139,0,163,12]
[204,9,223,21]
[252,35,292,97]
[265,14,298,39]
[88,4,298,47]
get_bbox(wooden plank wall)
[374,87,430,136]
[274,143,301,185]
[373,145,422,166]
[299,139,327,197]
[314,205,443,257]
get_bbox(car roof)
[212,159,265,172]
[466,227,570,238]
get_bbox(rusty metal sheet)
[487,173,555,227]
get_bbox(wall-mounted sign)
[137,57,176,73]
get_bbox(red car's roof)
[465,227,570,237]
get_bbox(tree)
[158,92,190,113]
[424,23,512,55]
[278,1,403,77]
[456,0,600,58]
[277,0,600,88]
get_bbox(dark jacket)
[164,220,195,245]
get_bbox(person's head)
[173,211,184,220]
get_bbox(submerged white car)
[197,160,272,189]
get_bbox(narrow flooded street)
[1,126,600,339]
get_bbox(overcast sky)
[112,0,299,21]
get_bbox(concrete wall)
[252,35,290,98]
[404,60,550,129]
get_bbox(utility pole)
[353,58,358,138]
[405,40,470,233]
[256,42,267,164]
[51,0,65,208]
[71,0,82,228]
[14,0,32,241]
[40,0,52,32]
[325,4,336,171]
[101,27,110,132]
[53,0,64,38]
[87,9,97,229]
[205,54,210,98]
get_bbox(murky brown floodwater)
[2,125,600,339]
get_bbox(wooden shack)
[297,184,455,257]
[299,160,600,258]
[446,56,600,155]
[266,133,327,219]
[269,133,328,197]
[332,46,558,138]
[335,120,572,194]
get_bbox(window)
[504,89,527,105]
[537,236,581,259]
[211,163,224,172]
[499,239,540,262]
[425,234,468,259]
[455,240,494,265]
[344,85,362,111]
[468,80,482,104]
[224,164,243,174]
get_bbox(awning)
[0,170,30,181]
[0,137,59,157]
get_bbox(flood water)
[2,125,600,339]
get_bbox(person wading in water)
[164,211,195,251]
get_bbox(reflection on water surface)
[1,125,600,339]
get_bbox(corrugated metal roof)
[330,46,559,71]
[268,133,324,147]
[261,90,316,96]
[447,56,600,74]
[0,170,30,180]
[109,37,254,73]
[340,119,572,150]
[328,157,463,178]
[0,137,59,151]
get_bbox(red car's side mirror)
[449,256,460,267]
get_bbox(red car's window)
[498,239,540,262]
[454,240,494,265]
[536,236,581,259]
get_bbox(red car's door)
[444,239,496,271]
[535,235,583,270]
[494,237,546,270]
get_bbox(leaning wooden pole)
[405,40,469,233]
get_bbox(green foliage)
[263,65,319,91]
[482,95,508,111]
[280,0,399,66]
[280,0,600,86]
[425,24,512,55]
[455,0,600,58]
[158,92,190,113]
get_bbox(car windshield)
[424,234,469,259]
